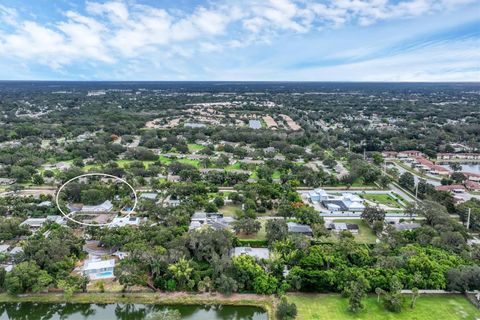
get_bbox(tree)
[382,276,404,312]
[446,266,480,292]
[232,218,261,235]
[276,296,297,320]
[5,261,53,294]
[375,287,384,302]
[399,172,415,191]
[168,257,193,290]
[361,205,386,225]
[32,174,44,185]
[344,276,370,313]
[266,219,288,245]
[410,287,420,309]
[450,163,462,172]
[215,274,238,295]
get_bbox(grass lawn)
[288,293,480,320]
[236,220,267,241]
[115,159,155,168]
[177,158,200,168]
[272,170,282,179]
[158,155,173,165]
[219,204,242,217]
[187,143,204,152]
[361,193,403,208]
[225,162,242,171]
[325,219,377,244]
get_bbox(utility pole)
[467,208,471,230]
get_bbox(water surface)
[0,302,267,320]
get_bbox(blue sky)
[0,0,478,81]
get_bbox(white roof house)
[231,247,270,260]
[82,258,115,280]
[37,201,52,207]
[20,218,47,229]
[10,247,23,255]
[81,200,113,213]
[140,193,157,200]
[0,245,10,253]
[109,217,141,228]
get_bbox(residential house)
[230,247,270,260]
[82,258,116,280]
[327,222,359,234]
[109,217,141,228]
[287,222,313,236]
[393,222,421,231]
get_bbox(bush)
[276,296,297,320]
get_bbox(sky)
[0,0,479,81]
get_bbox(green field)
[325,219,377,244]
[187,143,204,152]
[288,293,480,320]
[224,162,242,171]
[236,219,267,241]
[219,204,242,217]
[361,193,403,208]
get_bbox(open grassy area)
[288,293,480,320]
[187,143,204,152]
[236,219,267,241]
[224,162,242,171]
[115,159,156,169]
[361,193,403,208]
[177,158,200,167]
[325,219,377,244]
[219,204,242,217]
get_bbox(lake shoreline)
[0,292,275,320]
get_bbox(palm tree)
[168,257,193,290]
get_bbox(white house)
[109,217,141,228]
[82,258,115,280]
[81,200,113,213]
[231,247,270,260]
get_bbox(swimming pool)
[93,271,114,279]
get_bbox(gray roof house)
[231,247,270,260]
[287,222,313,236]
[394,222,421,231]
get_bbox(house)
[308,188,329,202]
[322,192,365,212]
[109,217,141,228]
[81,200,113,213]
[10,247,23,255]
[37,201,52,207]
[0,178,16,185]
[435,184,466,192]
[164,195,181,207]
[287,222,313,236]
[82,258,115,280]
[249,120,262,129]
[189,212,234,231]
[184,122,206,128]
[465,180,480,191]
[0,245,10,254]
[231,247,270,260]
[327,222,359,234]
[393,222,420,231]
[20,218,47,231]
[398,150,423,158]
[140,193,157,200]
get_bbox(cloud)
[0,0,477,80]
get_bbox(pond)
[439,163,480,174]
[0,302,267,320]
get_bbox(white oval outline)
[55,173,137,227]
